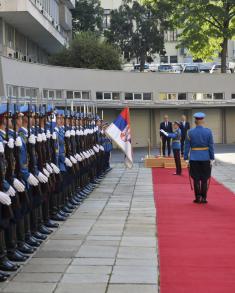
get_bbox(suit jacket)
[179,121,190,138]
[160,121,173,137]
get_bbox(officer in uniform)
[160,121,182,175]
[101,122,113,173]
[184,112,215,204]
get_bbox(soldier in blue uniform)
[184,112,215,204]
[160,121,182,175]
[101,123,113,173]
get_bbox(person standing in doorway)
[160,115,173,156]
[180,115,190,156]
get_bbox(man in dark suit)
[179,115,190,155]
[160,115,173,156]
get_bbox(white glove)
[46,130,51,139]
[50,163,60,174]
[80,153,85,160]
[210,160,215,166]
[0,142,4,153]
[6,185,16,197]
[100,146,104,151]
[43,168,50,178]
[52,132,57,140]
[37,133,42,142]
[7,138,15,149]
[70,130,75,136]
[27,173,39,186]
[76,130,80,135]
[46,163,53,174]
[0,192,11,206]
[28,134,36,144]
[65,130,70,138]
[15,137,22,147]
[13,178,25,192]
[70,155,77,164]
[160,129,168,137]
[93,146,99,153]
[37,172,48,183]
[42,133,47,142]
[65,157,73,167]
[75,153,83,162]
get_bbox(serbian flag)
[105,107,133,168]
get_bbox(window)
[66,91,73,99]
[160,56,168,63]
[112,92,120,100]
[56,90,62,99]
[49,90,55,99]
[134,93,142,100]
[170,56,178,63]
[143,93,152,100]
[74,91,81,99]
[213,93,224,100]
[104,92,112,100]
[96,92,103,100]
[178,93,187,100]
[125,93,133,100]
[43,90,48,99]
[192,93,212,100]
[82,91,90,100]
[232,94,235,99]
[168,93,177,100]
[159,92,186,101]
[159,93,167,100]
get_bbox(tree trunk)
[221,38,228,73]
[140,51,145,72]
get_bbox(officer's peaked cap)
[193,112,206,120]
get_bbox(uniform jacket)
[55,126,66,172]
[167,128,181,150]
[184,126,215,161]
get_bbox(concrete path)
[0,166,158,293]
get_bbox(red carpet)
[152,168,235,293]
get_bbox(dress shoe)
[33,232,47,241]
[73,196,82,203]
[25,237,41,247]
[0,272,8,282]
[45,219,59,228]
[193,197,201,204]
[39,225,53,235]
[18,243,35,254]
[7,250,28,262]
[201,198,208,204]
[62,206,73,214]
[51,214,66,221]
[66,202,76,210]
[69,199,80,206]
[0,258,18,271]
[58,210,69,217]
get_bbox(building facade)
[100,0,235,66]
[1,56,235,147]
[0,0,75,64]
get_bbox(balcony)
[0,0,69,54]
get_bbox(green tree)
[148,0,235,73]
[49,32,122,70]
[72,0,104,35]
[105,0,168,72]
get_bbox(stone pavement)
[213,153,235,193]
[0,165,158,293]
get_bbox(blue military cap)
[193,112,206,120]
[55,109,64,116]
[19,105,28,114]
[95,115,100,120]
[0,104,7,117]
[46,104,53,114]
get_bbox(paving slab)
[1,165,158,293]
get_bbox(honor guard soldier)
[160,121,182,175]
[184,112,215,204]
